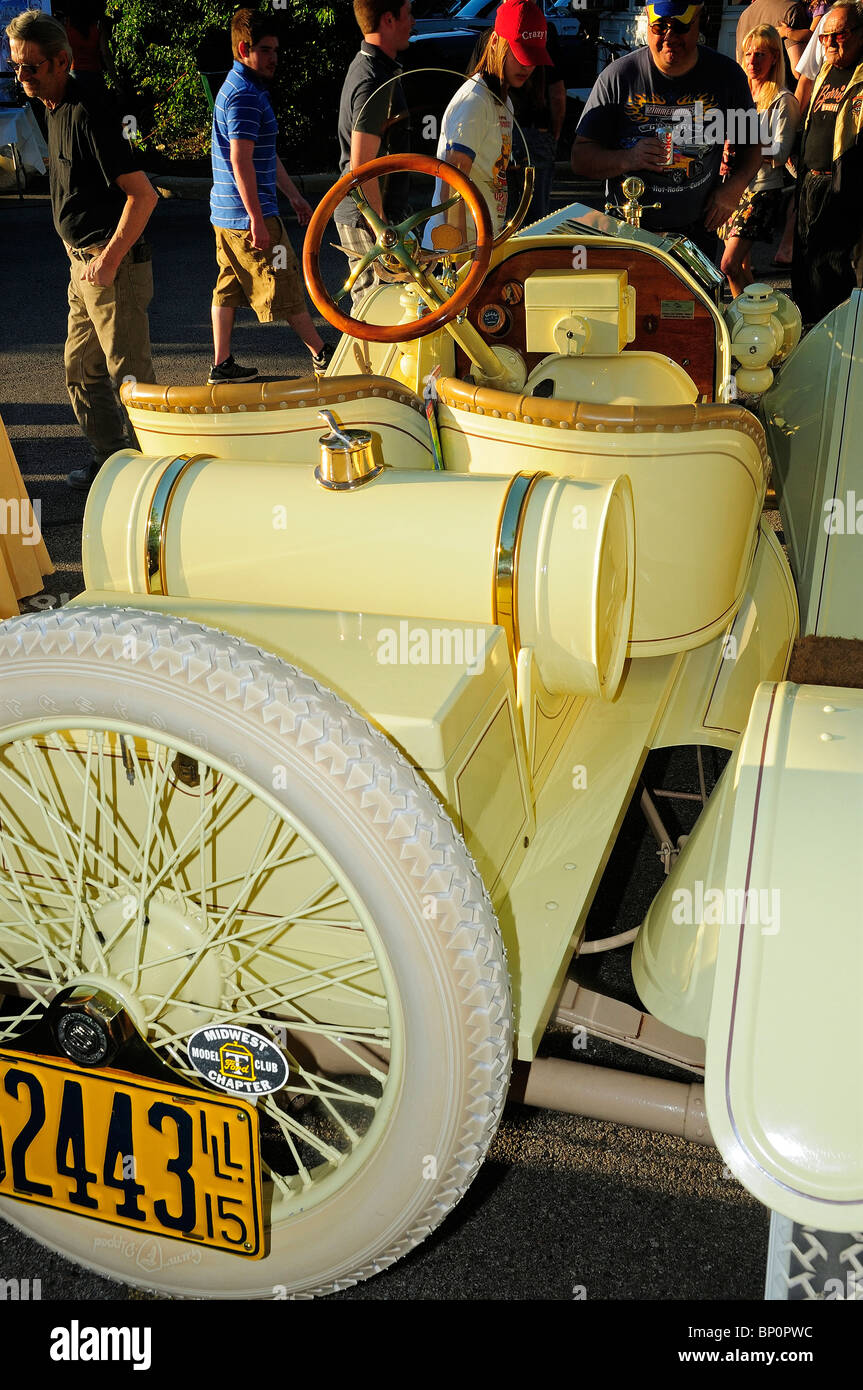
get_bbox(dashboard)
[456,244,721,400]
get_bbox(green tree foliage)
[106,0,358,169]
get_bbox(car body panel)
[763,291,863,640]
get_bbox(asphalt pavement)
[0,187,779,1306]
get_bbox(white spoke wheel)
[0,609,511,1297]
[765,1212,863,1300]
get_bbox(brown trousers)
[64,247,154,465]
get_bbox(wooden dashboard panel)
[457,246,719,401]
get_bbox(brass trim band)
[145,454,208,595]
[494,470,547,657]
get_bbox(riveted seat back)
[436,376,769,656]
[120,375,435,471]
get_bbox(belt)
[806,169,832,177]
[67,240,152,264]
[67,239,108,261]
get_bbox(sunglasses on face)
[649,18,694,36]
[823,26,861,42]
[8,57,49,76]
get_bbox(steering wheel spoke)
[348,185,388,239]
[394,194,462,240]
[303,153,493,344]
[340,241,388,298]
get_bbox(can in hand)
[655,124,675,166]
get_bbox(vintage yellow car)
[0,153,860,1301]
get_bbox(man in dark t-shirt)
[335,0,413,308]
[6,9,158,491]
[572,0,762,257]
[793,0,863,324]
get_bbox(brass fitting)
[316,410,384,491]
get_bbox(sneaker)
[311,342,335,374]
[66,462,101,492]
[208,355,258,384]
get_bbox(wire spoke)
[142,816,303,1015]
[0,764,138,898]
[20,732,148,883]
[0,723,394,1208]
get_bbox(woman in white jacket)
[423,0,551,250]
[719,24,800,297]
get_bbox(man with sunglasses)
[572,1,762,258]
[792,0,863,322]
[5,8,158,492]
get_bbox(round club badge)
[187,1024,289,1096]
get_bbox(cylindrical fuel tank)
[83,455,634,699]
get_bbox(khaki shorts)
[212,215,305,320]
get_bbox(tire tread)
[0,607,512,1298]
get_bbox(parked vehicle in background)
[404,1,630,159]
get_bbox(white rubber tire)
[0,608,512,1298]
[765,1212,863,1300]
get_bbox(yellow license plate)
[0,1051,264,1258]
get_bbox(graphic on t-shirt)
[492,123,512,206]
[811,76,852,117]
[622,92,725,187]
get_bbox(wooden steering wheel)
[302,153,494,344]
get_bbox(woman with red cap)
[424,0,552,248]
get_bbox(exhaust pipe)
[509,1057,713,1146]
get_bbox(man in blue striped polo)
[209,8,332,382]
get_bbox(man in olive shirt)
[7,9,158,490]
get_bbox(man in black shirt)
[6,9,158,490]
[793,1,863,324]
[335,0,413,309]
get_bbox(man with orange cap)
[572,0,762,256]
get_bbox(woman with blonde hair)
[424,0,551,248]
[719,24,800,297]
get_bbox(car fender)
[634,680,863,1229]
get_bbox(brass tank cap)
[315,410,384,491]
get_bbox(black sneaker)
[66,462,101,492]
[208,355,258,384]
[311,342,335,374]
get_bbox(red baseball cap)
[494,0,552,67]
